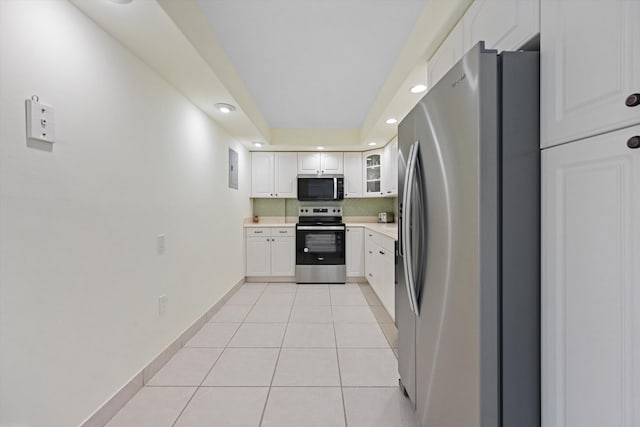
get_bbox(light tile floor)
[106,282,416,427]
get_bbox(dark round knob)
[627,136,640,149]
[625,93,640,107]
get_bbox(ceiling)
[70,0,473,150]
[196,0,426,129]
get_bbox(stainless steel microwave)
[297,175,344,201]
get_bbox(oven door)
[296,226,345,265]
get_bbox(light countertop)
[244,217,398,241]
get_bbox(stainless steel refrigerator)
[397,42,540,427]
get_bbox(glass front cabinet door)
[363,150,383,196]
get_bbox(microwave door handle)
[334,177,337,199]
[402,141,420,316]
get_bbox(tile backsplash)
[253,198,397,219]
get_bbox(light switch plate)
[26,98,56,143]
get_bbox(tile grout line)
[170,283,269,427]
[257,282,297,427]
[331,285,350,427]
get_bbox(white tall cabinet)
[541,0,640,148]
[541,2,640,426]
[541,125,640,427]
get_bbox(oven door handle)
[296,226,345,231]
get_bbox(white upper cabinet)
[297,152,344,174]
[428,0,540,90]
[541,124,640,427]
[382,138,398,196]
[250,152,275,198]
[273,152,298,198]
[251,152,297,198]
[428,19,465,89]
[463,0,539,53]
[363,149,384,196]
[321,152,344,174]
[297,152,321,174]
[343,152,363,198]
[541,0,640,148]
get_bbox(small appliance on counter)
[377,212,394,223]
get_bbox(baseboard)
[80,277,245,427]
[245,276,295,283]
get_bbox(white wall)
[0,1,251,425]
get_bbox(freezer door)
[397,110,417,404]
[412,43,500,427]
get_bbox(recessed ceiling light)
[215,103,236,113]
[385,118,398,125]
[253,142,263,147]
[317,146,325,150]
[368,142,377,146]
[410,84,427,94]
[108,0,133,4]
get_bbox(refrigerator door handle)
[402,140,420,316]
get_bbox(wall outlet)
[25,98,56,143]
[157,234,166,254]
[158,294,167,315]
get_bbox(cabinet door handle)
[368,250,373,254]
[279,230,287,233]
[627,136,640,149]
[368,273,373,277]
[270,193,273,196]
[255,231,263,234]
[274,193,278,197]
[625,93,640,107]
[379,250,385,255]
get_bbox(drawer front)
[272,227,295,237]
[376,235,395,253]
[366,228,396,253]
[246,227,272,237]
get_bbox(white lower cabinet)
[346,227,364,278]
[364,229,396,320]
[245,227,295,277]
[542,124,640,427]
[245,235,271,276]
